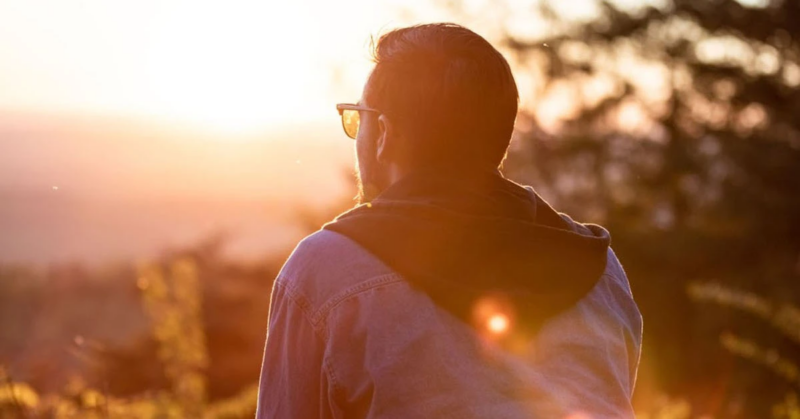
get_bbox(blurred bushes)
[0,196,354,418]
[0,239,287,418]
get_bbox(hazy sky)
[2,0,725,133]
[0,0,420,131]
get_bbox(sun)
[141,1,327,133]
[0,0,387,131]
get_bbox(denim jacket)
[256,229,642,418]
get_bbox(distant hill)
[0,111,355,264]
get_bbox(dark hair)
[366,23,519,170]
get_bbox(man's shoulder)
[275,229,403,322]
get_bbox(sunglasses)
[336,103,381,139]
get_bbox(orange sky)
[0,0,681,134]
[0,0,430,132]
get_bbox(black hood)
[323,170,610,333]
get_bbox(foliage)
[138,259,209,417]
[0,243,279,418]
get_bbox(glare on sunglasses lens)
[342,109,360,139]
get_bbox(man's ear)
[376,114,394,164]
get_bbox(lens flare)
[473,294,515,338]
[487,313,510,334]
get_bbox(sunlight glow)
[487,313,510,335]
[0,0,398,134]
[142,2,319,132]
[473,295,515,337]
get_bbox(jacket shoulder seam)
[312,273,406,326]
[273,278,330,343]
[272,279,346,412]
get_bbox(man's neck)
[389,164,503,186]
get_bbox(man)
[257,23,642,418]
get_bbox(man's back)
[257,228,642,418]
[258,23,642,418]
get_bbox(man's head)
[352,23,519,202]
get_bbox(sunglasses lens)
[341,109,360,139]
